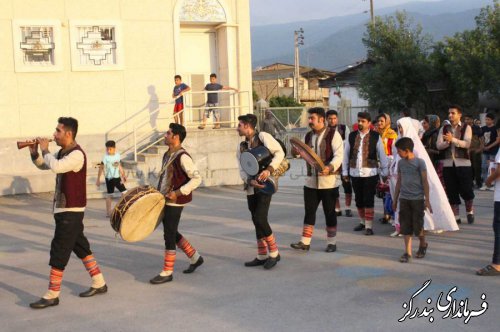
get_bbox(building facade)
[0,0,252,195]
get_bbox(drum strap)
[158,149,185,178]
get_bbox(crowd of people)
[23,105,500,310]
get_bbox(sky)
[249,0,444,26]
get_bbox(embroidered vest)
[331,124,346,140]
[443,123,470,160]
[157,149,193,205]
[55,144,87,208]
[348,131,379,169]
[305,127,335,176]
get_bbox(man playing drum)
[237,114,285,269]
[28,117,107,309]
[150,123,203,284]
[290,107,344,252]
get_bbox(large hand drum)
[240,145,273,176]
[289,137,325,171]
[110,186,165,242]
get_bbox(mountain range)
[251,0,493,71]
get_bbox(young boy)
[198,73,238,130]
[96,140,127,217]
[392,137,433,263]
[477,149,500,275]
[172,75,191,125]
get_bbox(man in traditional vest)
[437,105,475,224]
[342,112,389,235]
[290,108,344,252]
[326,109,353,217]
[150,123,203,284]
[28,117,107,309]
[237,113,285,269]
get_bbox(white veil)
[390,117,459,231]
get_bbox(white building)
[0,0,253,195]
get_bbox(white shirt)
[237,131,285,195]
[304,129,344,189]
[32,149,85,213]
[342,131,389,177]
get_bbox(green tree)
[268,95,303,107]
[430,0,500,109]
[359,11,433,114]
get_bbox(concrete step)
[137,153,160,163]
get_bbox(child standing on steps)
[392,137,432,263]
[96,140,127,217]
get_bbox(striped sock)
[301,224,314,245]
[357,207,365,225]
[160,250,176,276]
[451,204,459,218]
[82,255,105,288]
[335,198,341,211]
[326,226,337,245]
[365,208,374,229]
[465,200,474,214]
[257,238,268,260]
[345,194,352,207]
[265,234,279,258]
[44,267,63,299]
[177,236,196,258]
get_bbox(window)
[70,20,123,71]
[12,20,62,72]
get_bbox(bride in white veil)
[390,117,459,232]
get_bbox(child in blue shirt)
[96,140,127,217]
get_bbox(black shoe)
[183,256,204,274]
[244,258,267,267]
[353,224,365,231]
[456,218,462,224]
[30,297,59,309]
[365,228,374,236]
[345,209,353,217]
[79,284,108,297]
[290,241,310,251]
[325,244,337,252]
[467,214,474,224]
[336,211,342,216]
[379,216,390,224]
[149,274,173,284]
[263,254,280,270]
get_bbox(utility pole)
[294,28,304,103]
[363,0,374,24]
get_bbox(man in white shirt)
[237,114,285,270]
[343,112,389,235]
[436,105,475,224]
[150,123,203,284]
[29,117,107,309]
[290,108,344,252]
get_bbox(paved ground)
[1,161,499,331]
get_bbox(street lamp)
[294,28,304,103]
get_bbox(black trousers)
[470,152,482,186]
[162,206,185,250]
[50,212,92,270]
[493,202,500,265]
[341,176,352,195]
[443,165,475,205]
[247,191,273,239]
[350,175,379,208]
[303,186,338,227]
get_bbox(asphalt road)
[1,162,499,331]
